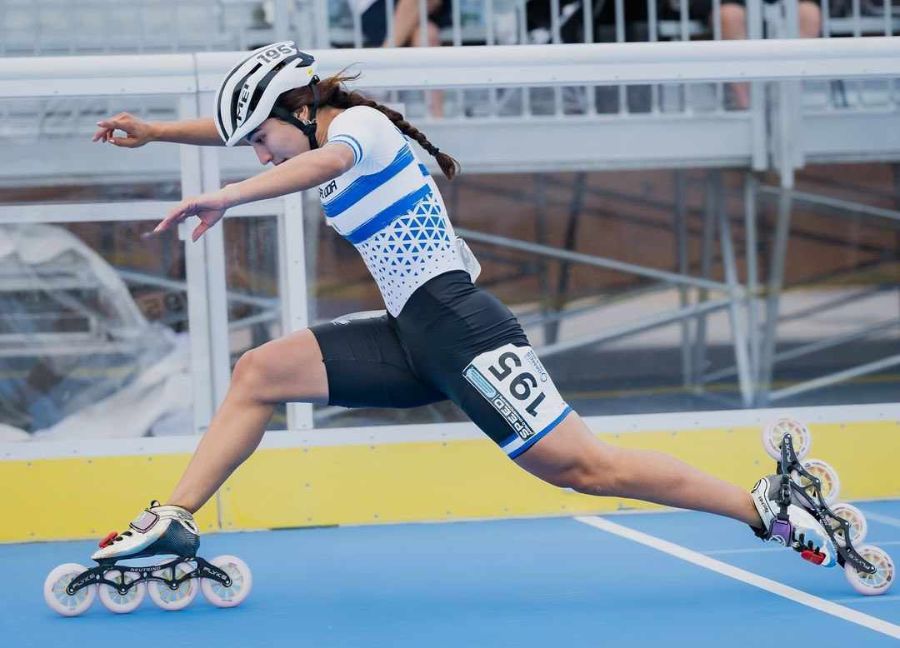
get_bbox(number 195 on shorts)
[463,343,568,441]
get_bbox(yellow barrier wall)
[1,455,220,542]
[2,421,898,542]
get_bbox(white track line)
[575,516,900,641]
[705,540,900,556]
[832,595,900,605]
[861,511,900,529]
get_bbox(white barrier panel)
[2,38,900,99]
[0,54,196,97]
[294,38,900,89]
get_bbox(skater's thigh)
[310,314,447,409]
[236,328,329,404]
[513,413,618,484]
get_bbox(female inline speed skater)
[69,41,853,608]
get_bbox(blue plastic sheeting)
[3,501,898,647]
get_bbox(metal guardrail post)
[674,170,693,388]
[757,181,793,405]
[743,174,761,382]
[715,172,754,406]
[279,193,315,430]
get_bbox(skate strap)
[129,509,160,533]
[768,518,793,546]
[776,474,792,521]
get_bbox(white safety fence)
[2,0,899,143]
[1,37,898,179]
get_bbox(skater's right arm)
[92,112,227,148]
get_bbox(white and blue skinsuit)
[311,105,572,459]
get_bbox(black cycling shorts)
[310,271,572,459]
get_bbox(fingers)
[93,117,121,139]
[91,124,113,142]
[92,113,141,146]
[109,136,137,148]
[191,209,224,242]
[144,198,224,243]
[93,123,123,144]
[144,214,213,243]
[148,202,192,238]
[191,220,212,243]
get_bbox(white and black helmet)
[214,40,320,147]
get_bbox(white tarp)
[0,223,192,440]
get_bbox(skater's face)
[246,107,314,166]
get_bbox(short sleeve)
[326,106,386,168]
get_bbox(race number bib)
[463,343,568,442]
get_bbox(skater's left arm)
[226,143,354,206]
[148,144,354,242]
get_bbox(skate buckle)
[769,519,792,545]
[778,478,791,507]
[800,549,826,566]
[98,531,118,548]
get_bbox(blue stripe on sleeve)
[345,184,432,245]
[499,432,519,448]
[418,163,430,177]
[507,406,572,460]
[323,145,414,219]
[329,134,362,165]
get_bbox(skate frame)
[67,556,231,597]
[776,433,875,575]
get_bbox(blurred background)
[0,0,897,445]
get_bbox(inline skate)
[753,418,894,596]
[43,501,252,616]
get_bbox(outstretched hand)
[92,112,155,148]
[146,190,233,243]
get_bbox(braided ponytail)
[278,71,460,180]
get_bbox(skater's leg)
[168,314,444,514]
[168,329,328,513]
[514,412,763,528]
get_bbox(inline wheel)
[44,563,95,617]
[762,418,812,461]
[147,562,199,611]
[845,545,895,596]
[200,555,252,608]
[98,568,146,613]
[829,502,868,548]
[792,458,841,506]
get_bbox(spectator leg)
[720,3,749,109]
[797,1,822,38]
[413,20,445,118]
[384,0,443,47]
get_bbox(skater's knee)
[231,348,266,397]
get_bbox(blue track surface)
[3,500,898,647]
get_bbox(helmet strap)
[271,76,320,151]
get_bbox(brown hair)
[277,71,460,180]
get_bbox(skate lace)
[99,501,160,547]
